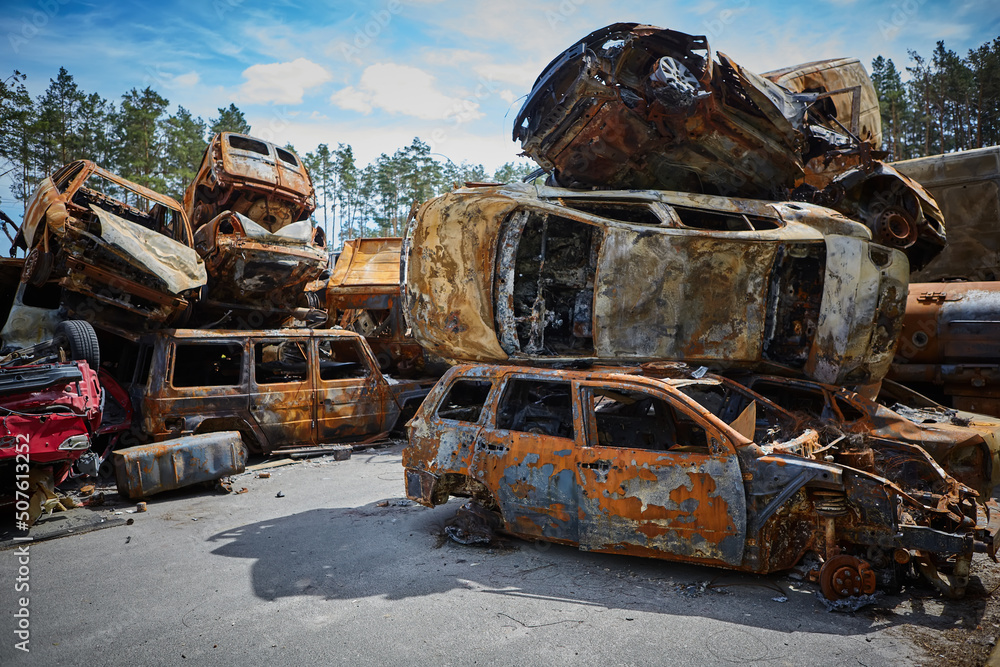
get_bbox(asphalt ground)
[1,441,994,666]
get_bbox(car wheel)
[23,247,54,287]
[55,320,101,369]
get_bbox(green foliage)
[209,103,251,136]
[873,37,1000,159]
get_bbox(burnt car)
[512,23,945,268]
[2,160,206,347]
[404,364,998,600]
[327,237,428,373]
[184,132,316,232]
[729,373,1000,500]
[192,212,328,327]
[120,328,429,455]
[889,281,1000,419]
[403,183,908,385]
[183,133,327,326]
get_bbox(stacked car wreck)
[1,134,426,512]
[400,22,1000,602]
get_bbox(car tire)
[55,320,100,369]
[23,247,54,287]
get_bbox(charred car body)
[184,133,327,327]
[728,373,1000,500]
[404,364,997,600]
[2,160,206,348]
[120,328,428,455]
[403,183,908,385]
[327,237,427,373]
[512,23,945,269]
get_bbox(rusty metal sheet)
[893,146,1000,282]
[330,237,402,287]
[890,281,1000,419]
[113,431,247,499]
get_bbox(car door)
[249,336,314,449]
[574,380,747,567]
[470,375,581,544]
[314,335,393,442]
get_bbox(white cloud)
[170,71,201,88]
[330,63,484,123]
[236,58,332,105]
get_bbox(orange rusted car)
[404,364,997,600]
[122,328,429,455]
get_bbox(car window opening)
[172,342,243,387]
[496,378,575,439]
[436,379,493,422]
[318,339,370,380]
[762,243,826,368]
[228,134,270,156]
[504,212,600,357]
[255,341,308,384]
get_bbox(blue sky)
[2,0,999,226]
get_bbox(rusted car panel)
[512,23,946,269]
[4,160,205,344]
[191,212,329,327]
[113,431,246,499]
[327,237,428,373]
[404,364,993,599]
[893,146,1000,282]
[184,133,316,232]
[124,328,427,455]
[403,183,908,385]
[730,373,1000,500]
[763,58,882,150]
[890,281,1000,418]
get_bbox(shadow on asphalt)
[206,499,991,636]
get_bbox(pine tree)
[209,103,251,136]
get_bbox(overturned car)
[512,23,945,269]
[403,183,907,385]
[404,364,998,600]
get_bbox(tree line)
[0,67,534,249]
[871,36,1000,160]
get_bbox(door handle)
[580,460,611,473]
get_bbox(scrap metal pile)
[2,21,999,608]
[399,23,1000,603]
[0,133,429,525]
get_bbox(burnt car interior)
[436,379,494,422]
[318,339,370,380]
[587,386,709,452]
[496,378,575,438]
[172,342,243,387]
[500,211,601,356]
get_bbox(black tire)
[23,247,54,287]
[55,320,100,369]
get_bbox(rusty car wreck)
[184,133,328,326]
[326,236,428,373]
[512,23,946,269]
[403,182,908,385]
[2,160,206,348]
[118,327,428,455]
[404,364,999,600]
